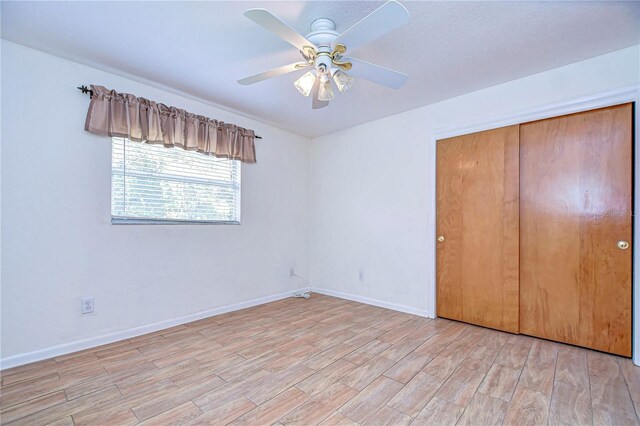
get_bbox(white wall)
[309,45,640,317]
[0,41,311,365]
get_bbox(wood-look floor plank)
[73,406,139,426]
[337,376,403,424]
[183,397,255,426]
[6,386,122,426]
[243,363,315,406]
[71,380,177,425]
[0,391,67,424]
[620,357,640,418]
[0,373,63,410]
[494,335,533,370]
[342,327,385,348]
[414,322,468,357]
[502,386,550,426]
[518,339,558,396]
[457,392,509,426]
[131,374,225,422]
[373,313,414,332]
[383,352,432,384]
[280,382,358,426]
[421,346,475,380]
[477,363,521,402]
[1,360,59,387]
[434,366,485,406]
[295,359,357,396]
[588,351,639,425]
[378,318,426,344]
[138,401,203,426]
[554,345,590,389]
[303,343,358,371]
[378,335,427,363]
[228,387,309,426]
[548,381,592,426]
[339,356,395,391]
[363,406,411,425]
[343,340,390,365]
[44,416,75,426]
[317,411,358,426]
[460,340,504,374]
[386,371,445,417]
[412,396,465,425]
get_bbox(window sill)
[111,218,241,225]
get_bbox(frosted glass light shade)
[333,70,354,93]
[318,81,334,101]
[294,71,316,97]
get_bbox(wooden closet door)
[436,125,520,333]
[520,103,633,356]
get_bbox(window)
[111,138,241,224]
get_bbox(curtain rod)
[77,85,262,139]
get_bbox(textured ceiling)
[2,1,639,137]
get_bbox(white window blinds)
[111,138,241,224]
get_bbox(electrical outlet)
[81,297,94,314]
[358,268,365,282]
[289,267,295,277]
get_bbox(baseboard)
[311,287,433,318]
[1,286,426,370]
[0,288,310,370]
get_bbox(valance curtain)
[84,85,257,163]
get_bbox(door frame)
[427,84,640,363]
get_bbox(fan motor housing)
[306,18,339,47]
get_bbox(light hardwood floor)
[1,294,639,425]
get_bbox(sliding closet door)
[436,125,520,333]
[520,103,633,356]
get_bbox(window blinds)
[111,138,241,224]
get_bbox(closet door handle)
[437,235,445,242]
[617,241,630,250]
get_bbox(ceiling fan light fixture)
[317,80,334,102]
[333,70,354,93]
[294,71,316,97]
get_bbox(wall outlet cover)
[81,297,94,314]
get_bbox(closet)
[436,103,633,356]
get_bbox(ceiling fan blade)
[238,62,310,85]
[311,77,329,109]
[333,0,409,55]
[244,9,317,52]
[346,57,408,89]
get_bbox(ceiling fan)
[238,1,410,109]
